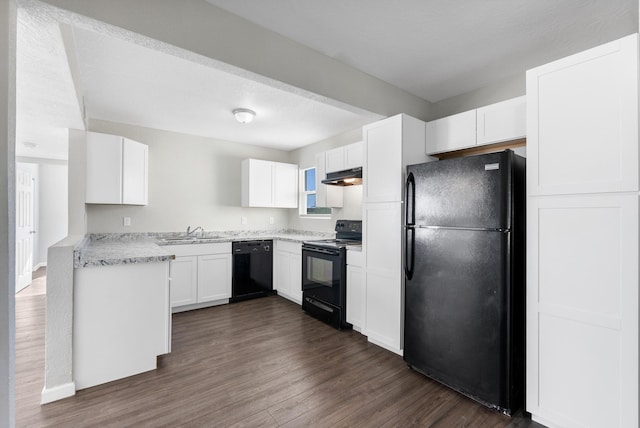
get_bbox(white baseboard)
[41,381,76,404]
[33,262,47,271]
[366,336,403,357]
[171,298,229,313]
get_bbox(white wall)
[430,73,525,120]
[37,162,68,265]
[67,129,87,235]
[83,120,294,233]
[1,0,16,425]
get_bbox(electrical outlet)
[269,216,274,225]
[241,216,247,225]
[123,217,132,227]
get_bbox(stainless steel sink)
[161,236,197,243]
[161,236,221,243]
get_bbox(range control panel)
[335,219,362,233]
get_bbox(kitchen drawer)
[163,242,231,257]
[275,240,301,254]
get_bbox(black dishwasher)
[230,240,273,302]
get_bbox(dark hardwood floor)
[16,290,543,427]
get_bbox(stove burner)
[303,219,362,250]
[303,238,362,250]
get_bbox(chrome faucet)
[186,225,203,237]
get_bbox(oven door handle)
[303,247,341,257]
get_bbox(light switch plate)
[241,216,247,225]
[123,217,132,227]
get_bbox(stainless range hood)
[321,167,363,186]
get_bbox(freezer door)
[404,227,512,411]
[407,151,511,230]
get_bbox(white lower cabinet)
[166,243,232,312]
[198,254,233,302]
[363,201,403,354]
[273,240,302,304]
[346,249,364,331]
[169,256,198,307]
[527,194,638,428]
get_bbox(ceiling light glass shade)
[232,108,256,123]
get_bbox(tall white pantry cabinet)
[362,114,426,355]
[526,34,639,428]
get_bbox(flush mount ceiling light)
[232,108,256,124]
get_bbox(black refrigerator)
[403,150,525,415]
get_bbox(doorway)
[15,163,36,293]
[15,160,69,295]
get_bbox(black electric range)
[301,220,362,329]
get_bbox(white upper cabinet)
[476,96,526,146]
[425,110,476,155]
[325,141,364,173]
[85,131,148,205]
[242,159,273,207]
[344,141,364,169]
[325,147,346,173]
[527,34,638,195]
[425,96,527,155]
[241,159,299,208]
[363,113,426,203]
[122,138,149,205]
[315,152,343,208]
[273,162,298,208]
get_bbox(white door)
[122,138,148,205]
[16,164,35,293]
[273,162,299,208]
[169,256,198,308]
[197,253,232,302]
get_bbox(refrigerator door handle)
[406,172,415,226]
[404,226,415,280]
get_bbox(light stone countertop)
[74,238,174,268]
[75,230,335,268]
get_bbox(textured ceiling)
[71,27,381,152]
[15,1,382,159]
[16,4,84,159]
[15,0,638,160]
[206,0,637,102]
